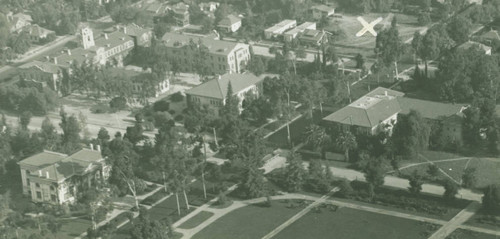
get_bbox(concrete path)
[418,154,461,185]
[459,224,500,236]
[390,157,470,173]
[261,188,338,239]
[428,202,481,239]
[303,163,483,202]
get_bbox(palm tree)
[336,131,357,162]
[304,125,331,159]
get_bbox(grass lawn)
[465,209,500,232]
[192,201,305,239]
[273,207,438,239]
[57,218,93,239]
[399,156,500,189]
[446,229,498,239]
[112,195,190,239]
[178,211,214,229]
[266,110,332,148]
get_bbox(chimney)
[384,91,387,96]
[53,57,58,65]
[46,171,49,179]
[104,33,108,39]
[97,145,101,152]
[67,49,71,55]
[38,170,42,177]
[90,143,94,151]
[218,75,221,80]
[123,26,127,34]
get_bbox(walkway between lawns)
[306,162,483,202]
[74,182,165,239]
[428,202,481,239]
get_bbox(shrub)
[90,103,111,114]
[174,114,184,122]
[153,100,170,112]
[168,109,176,115]
[109,96,127,110]
[171,92,184,102]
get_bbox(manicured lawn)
[112,195,189,239]
[446,229,498,239]
[465,209,500,231]
[57,218,93,239]
[273,207,438,239]
[178,211,214,229]
[399,157,500,189]
[266,110,331,148]
[192,201,304,239]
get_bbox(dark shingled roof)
[398,97,465,120]
[185,73,262,99]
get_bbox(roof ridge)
[216,76,226,99]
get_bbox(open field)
[446,228,499,239]
[178,211,214,229]
[399,157,500,189]
[326,13,426,58]
[192,201,304,239]
[273,207,438,239]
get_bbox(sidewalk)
[302,162,483,202]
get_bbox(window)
[26,178,30,186]
[51,194,57,202]
[36,191,42,199]
[35,183,40,188]
[50,186,55,191]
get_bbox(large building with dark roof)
[323,87,467,140]
[18,147,110,204]
[161,32,251,74]
[185,73,263,114]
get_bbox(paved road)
[302,162,483,202]
[428,202,481,239]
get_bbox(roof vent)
[46,171,49,179]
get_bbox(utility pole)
[202,135,207,199]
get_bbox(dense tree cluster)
[0,84,59,115]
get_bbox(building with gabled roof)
[298,29,327,46]
[311,5,335,20]
[18,60,63,92]
[264,20,297,39]
[185,73,263,114]
[323,87,467,137]
[218,14,242,33]
[18,147,110,205]
[457,41,492,55]
[161,32,251,74]
[7,12,33,33]
[284,22,316,42]
[23,24,55,42]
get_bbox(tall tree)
[130,209,170,239]
[59,108,82,154]
[375,17,402,66]
[391,110,430,158]
[408,170,424,194]
[283,152,305,192]
[304,125,330,159]
[482,184,500,212]
[336,130,357,162]
[40,117,59,150]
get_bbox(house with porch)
[18,147,110,205]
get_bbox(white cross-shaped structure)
[356,16,383,37]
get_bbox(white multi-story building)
[161,32,251,74]
[18,147,110,205]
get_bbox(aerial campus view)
[0,0,500,238]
